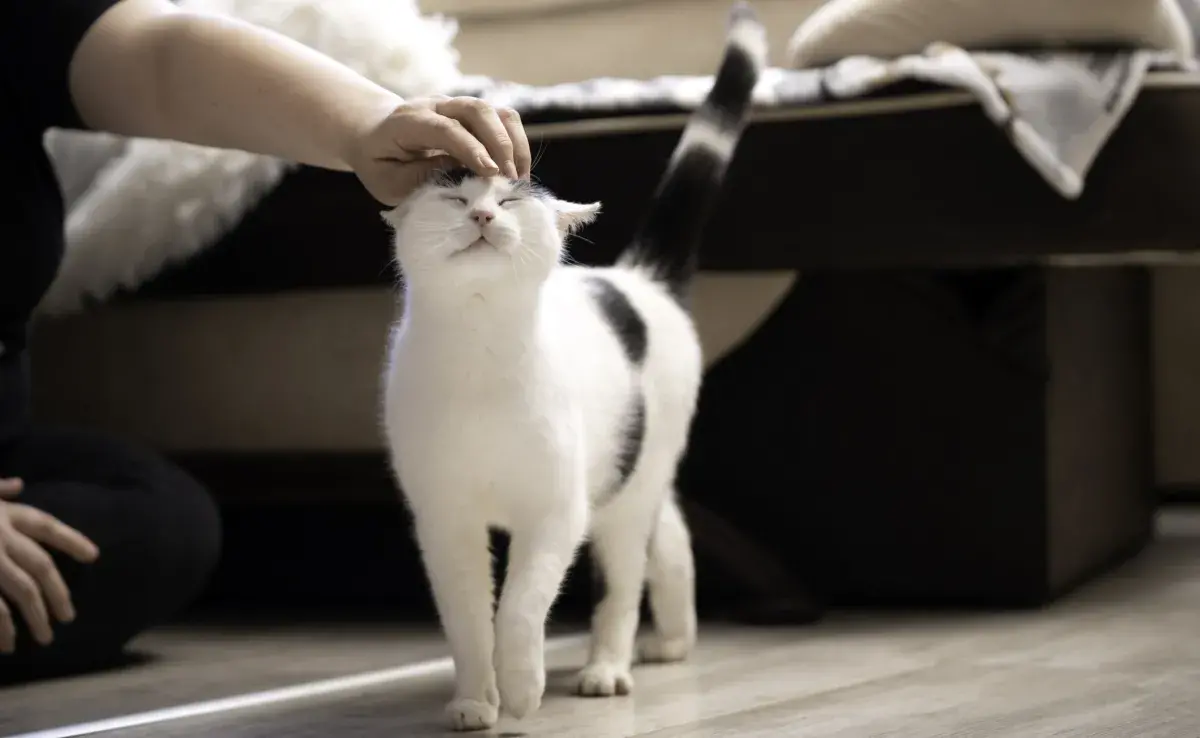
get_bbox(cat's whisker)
[530,139,549,174]
[524,246,552,270]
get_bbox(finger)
[9,505,99,564]
[436,98,516,179]
[0,557,52,645]
[8,537,74,623]
[498,108,532,179]
[0,478,22,497]
[394,108,498,176]
[0,597,14,654]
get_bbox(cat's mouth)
[452,237,497,257]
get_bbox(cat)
[381,4,766,730]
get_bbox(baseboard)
[1160,485,1200,506]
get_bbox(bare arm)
[70,0,400,170]
[67,0,530,197]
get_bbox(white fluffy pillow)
[788,0,1196,68]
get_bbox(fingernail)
[503,160,518,179]
[63,604,76,623]
[478,155,499,174]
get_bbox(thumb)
[0,478,22,497]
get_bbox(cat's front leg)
[413,510,499,731]
[494,493,589,719]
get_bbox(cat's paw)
[638,633,695,664]
[445,697,498,731]
[495,613,546,719]
[574,662,634,697]
[497,662,545,719]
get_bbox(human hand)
[0,482,99,653]
[346,96,533,206]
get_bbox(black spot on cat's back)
[584,275,648,366]
[615,392,646,488]
[595,390,647,508]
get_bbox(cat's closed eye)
[499,197,524,206]
[441,195,468,206]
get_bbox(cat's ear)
[552,200,601,234]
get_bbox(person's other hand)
[346,96,533,206]
[0,482,99,653]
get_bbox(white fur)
[382,176,700,730]
[669,116,738,163]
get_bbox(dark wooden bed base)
[139,76,1199,615]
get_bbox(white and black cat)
[381,5,766,730]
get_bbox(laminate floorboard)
[3,510,1198,738]
[0,624,451,735]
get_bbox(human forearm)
[72,0,401,170]
[68,0,531,205]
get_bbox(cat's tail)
[618,2,767,299]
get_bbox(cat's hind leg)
[494,490,589,719]
[575,492,661,697]
[639,495,697,663]
[412,510,499,731]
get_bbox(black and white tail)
[619,2,767,299]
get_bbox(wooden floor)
[3,509,1199,737]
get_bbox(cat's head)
[384,167,600,293]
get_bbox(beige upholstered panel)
[28,274,795,452]
[31,271,1200,485]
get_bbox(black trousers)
[0,426,221,684]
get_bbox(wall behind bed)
[422,0,823,84]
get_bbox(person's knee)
[139,467,223,611]
[87,442,224,620]
[1,465,222,680]
[66,430,224,591]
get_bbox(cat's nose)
[470,209,495,225]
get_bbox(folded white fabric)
[788,0,1195,68]
[782,0,1197,203]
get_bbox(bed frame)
[80,73,1200,613]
